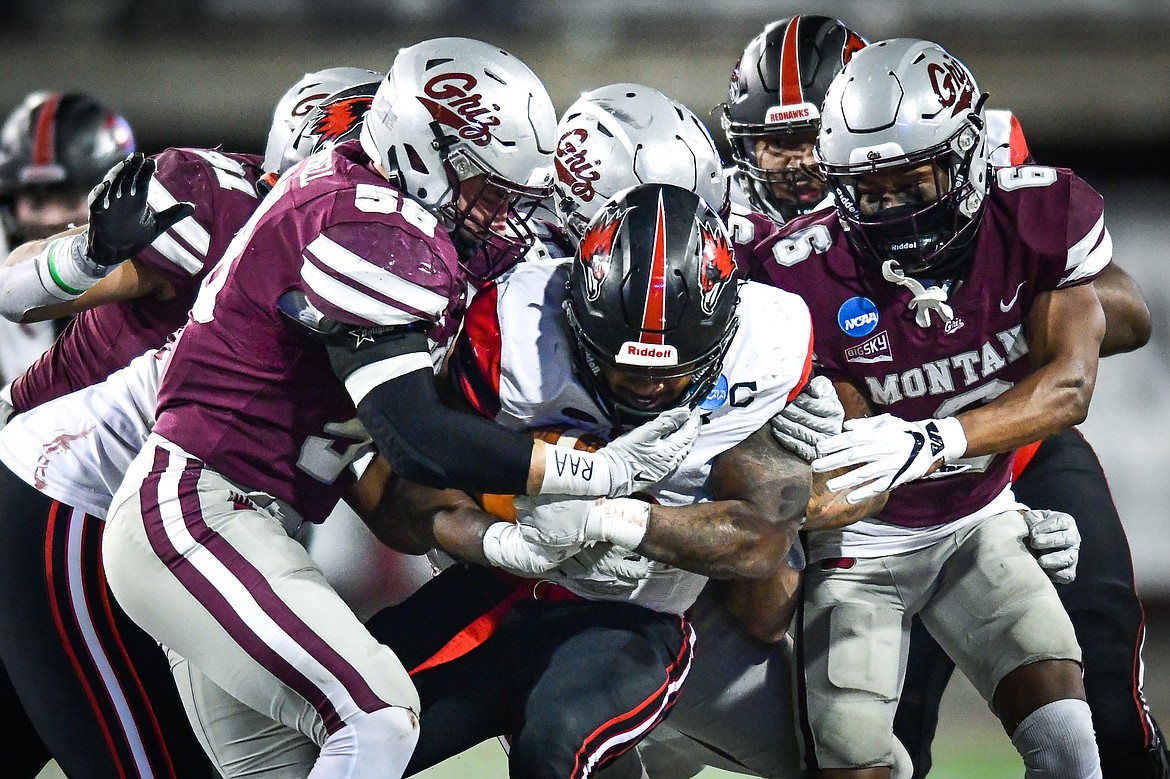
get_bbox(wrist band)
[34,233,107,301]
[593,498,650,550]
[539,443,612,497]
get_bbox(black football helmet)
[0,92,135,240]
[723,16,867,223]
[0,91,135,200]
[566,183,741,425]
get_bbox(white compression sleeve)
[0,233,105,320]
[1011,699,1102,779]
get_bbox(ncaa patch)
[699,374,729,411]
[837,296,880,338]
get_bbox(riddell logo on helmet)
[615,342,679,367]
[419,73,501,147]
[555,128,600,202]
[765,103,818,124]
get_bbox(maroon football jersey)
[11,148,264,412]
[153,141,466,523]
[747,166,1110,527]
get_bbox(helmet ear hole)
[403,144,430,175]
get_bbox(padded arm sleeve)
[328,329,533,494]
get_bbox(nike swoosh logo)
[999,282,1024,312]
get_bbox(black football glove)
[86,152,195,266]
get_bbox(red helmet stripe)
[639,193,668,345]
[32,93,63,167]
[779,17,804,106]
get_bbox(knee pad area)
[1011,699,1102,779]
[318,706,420,779]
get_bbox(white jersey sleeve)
[647,281,812,507]
[0,342,170,519]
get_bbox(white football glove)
[769,376,845,462]
[481,521,579,578]
[812,414,967,504]
[513,495,649,550]
[601,407,701,497]
[551,543,652,596]
[1023,509,1080,585]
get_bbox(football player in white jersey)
[352,182,811,776]
[0,89,139,778]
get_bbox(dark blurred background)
[1,0,1167,600]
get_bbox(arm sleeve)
[327,328,534,494]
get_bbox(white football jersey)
[480,258,812,613]
[0,342,169,519]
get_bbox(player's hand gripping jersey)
[747,166,1110,535]
[153,141,466,523]
[450,258,812,613]
[10,148,263,411]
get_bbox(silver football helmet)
[264,67,383,174]
[817,38,990,279]
[554,83,727,243]
[277,81,381,175]
[360,37,557,281]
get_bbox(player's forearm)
[638,501,796,580]
[0,226,90,322]
[957,363,1098,458]
[373,472,496,563]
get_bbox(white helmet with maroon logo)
[565,183,740,425]
[554,84,727,244]
[263,67,382,174]
[817,38,990,279]
[360,37,558,281]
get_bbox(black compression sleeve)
[327,331,533,494]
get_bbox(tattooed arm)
[630,423,810,642]
[634,423,810,580]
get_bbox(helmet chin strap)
[881,260,954,328]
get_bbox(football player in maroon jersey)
[100,37,698,779]
[751,38,1107,777]
[0,71,379,779]
[726,17,1164,779]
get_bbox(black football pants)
[366,562,694,779]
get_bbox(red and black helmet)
[0,91,135,200]
[723,16,867,222]
[565,183,740,425]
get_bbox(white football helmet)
[264,67,382,174]
[816,38,990,278]
[277,81,381,175]
[554,83,727,243]
[360,37,557,281]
